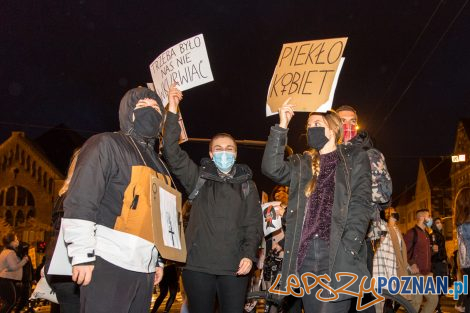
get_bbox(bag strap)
[188,177,207,202]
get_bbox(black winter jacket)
[163,112,263,275]
[261,125,373,299]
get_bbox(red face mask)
[342,124,357,142]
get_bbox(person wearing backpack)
[162,84,263,313]
[336,105,392,313]
[404,209,438,313]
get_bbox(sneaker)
[455,305,465,312]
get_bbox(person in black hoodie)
[62,87,170,313]
[162,84,263,313]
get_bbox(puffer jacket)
[162,112,263,275]
[261,125,373,299]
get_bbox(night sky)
[1,0,470,199]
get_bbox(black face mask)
[307,127,329,150]
[133,107,162,139]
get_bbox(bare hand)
[72,265,94,286]
[154,267,164,285]
[278,99,294,129]
[272,242,283,253]
[236,258,253,275]
[409,264,420,274]
[167,83,183,114]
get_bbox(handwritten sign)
[266,37,347,114]
[150,34,214,104]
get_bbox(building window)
[48,178,53,194]
[15,210,24,226]
[6,187,15,206]
[0,190,4,206]
[5,210,13,226]
[27,209,35,219]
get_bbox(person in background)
[456,188,470,313]
[151,262,179,313]
[431,217,448,313]
[262,102,373,312]
[404,209,438,313]
[0,233,29,313]
[45,149,81,313]
[372,207,408,313]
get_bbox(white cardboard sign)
[150,34,214,104]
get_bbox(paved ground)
[26,292,462,312]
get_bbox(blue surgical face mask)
[212,151,236,173]
[425,218,433,228]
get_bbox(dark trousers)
[80,257,154,313]
[151,264,178,313]
[0,278,17,313]
[182,269,249,313]
[299,237,351,313]
[432,261,448,312]
[52,281,80,313]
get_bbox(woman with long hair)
[261,102,372,313]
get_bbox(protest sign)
[150,34,214,104]
[262,201,283,236]
[266,37,347,115]
[147,82,188,143]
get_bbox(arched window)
[17,186,27,206]
[32,161,36,177]
[5,210,13,226]
[15,210,25,226]
[48,178,53,194]
[27,209,35,219]
[6,187,15,206]
[26,156,30,171]
[7,150,13,166]
[43,172,48,188]
[38,167,42,183]
[26,190,34,206]
[0,190,4,206]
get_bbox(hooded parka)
[62,87,170,273]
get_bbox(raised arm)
[162,84,200,195]
[261,101,295,185]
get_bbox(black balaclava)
[133,107,162,139]
[118,87,165,142]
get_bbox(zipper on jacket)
[329,146,352,275]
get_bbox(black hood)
[349,130,373,150]
[118,87,165,136]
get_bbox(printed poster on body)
[266,37,347,115]
[262,201,284,236]
[149,33,214,104]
